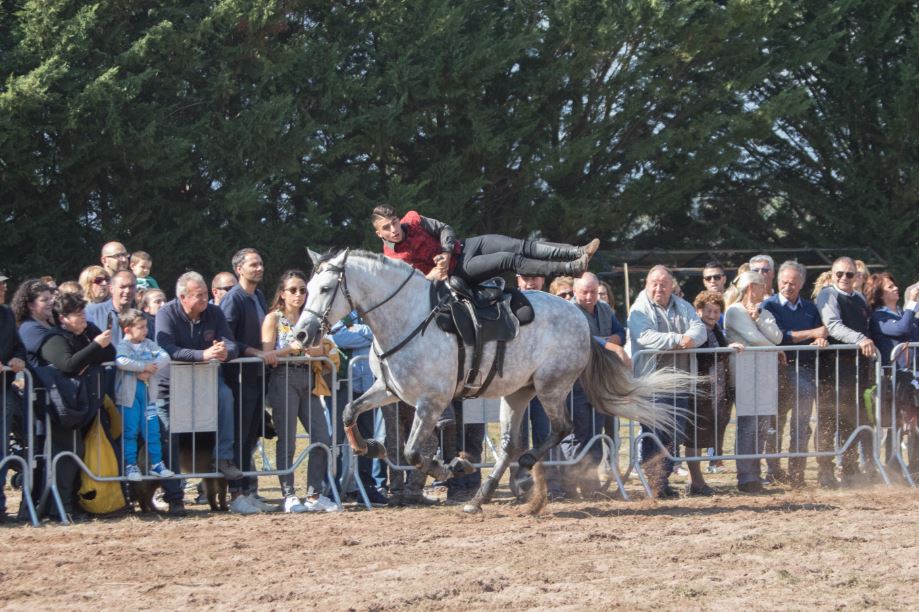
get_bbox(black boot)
[523,239,581,261]
[514,253,589,278]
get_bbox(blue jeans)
[735,416,770,485]
[119,381,164,466]
[519,397,551,448]
[640,395,689,488]
[157,375,236,504]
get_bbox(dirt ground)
[1,474,917,612]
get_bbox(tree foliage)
[1,0,916,290]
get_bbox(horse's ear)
[307,248,322,266]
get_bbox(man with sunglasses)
[749,254,776,296]
[210,271,237,306]
[86,270,137,346]
[100,241,131,276]
[815,256,877,488]
[701,262,727,294]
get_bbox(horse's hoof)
[448,456,476,475]
[364,439,387,460]
[463,503,482,514]
[515,475,534,498]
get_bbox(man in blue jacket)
[155,271,242,516]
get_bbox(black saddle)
[430,276,534,398]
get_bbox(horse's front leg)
[403,400,457,483]
[343,379,399,459]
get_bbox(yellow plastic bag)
[78,412,128,515]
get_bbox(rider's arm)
[418,215,458,252]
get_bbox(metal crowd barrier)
[0,367,39,526]
[629,344,889,498]
[37,356,340,524]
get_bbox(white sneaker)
[244,494,277,512]
[229,495,260,515]
[125,464,142,482]
[303,495,341,513]
[284,495,308,513]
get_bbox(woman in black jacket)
[38,293,115,518]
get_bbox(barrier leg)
[0,457,38,526]
[48,452,73,525]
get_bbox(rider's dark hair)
[371,205,397,224]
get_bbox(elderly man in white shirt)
[628,265,707,499]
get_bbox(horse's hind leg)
[463,387,532,514]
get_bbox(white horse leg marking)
[343,380,398,456]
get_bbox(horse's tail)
[580,340,700,430]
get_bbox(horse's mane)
[317,248,415,275]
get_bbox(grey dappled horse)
[294,249,694,513]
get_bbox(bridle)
[303,248,416,337]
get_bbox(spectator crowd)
[1,236,918,523]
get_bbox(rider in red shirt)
[371,205,598,284]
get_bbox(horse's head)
[293,248,352,346]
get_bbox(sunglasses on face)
[835,271,856,279]
[104,252,130,260]
[704,274,724,282]
[92,276,110,285]
[285,287,307,295]
[215,285,235,292]
[557,291,574,298]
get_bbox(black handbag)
[31,364,100,429]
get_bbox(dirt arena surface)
[1,481,917,611]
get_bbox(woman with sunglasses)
[548,275,575,300]
[261,270,340,513]
[78,265,111,304]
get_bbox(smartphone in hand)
[106,312,114,330]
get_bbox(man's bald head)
[573,272,600,313]
[574,272,599,290]
[101,241,130,274]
